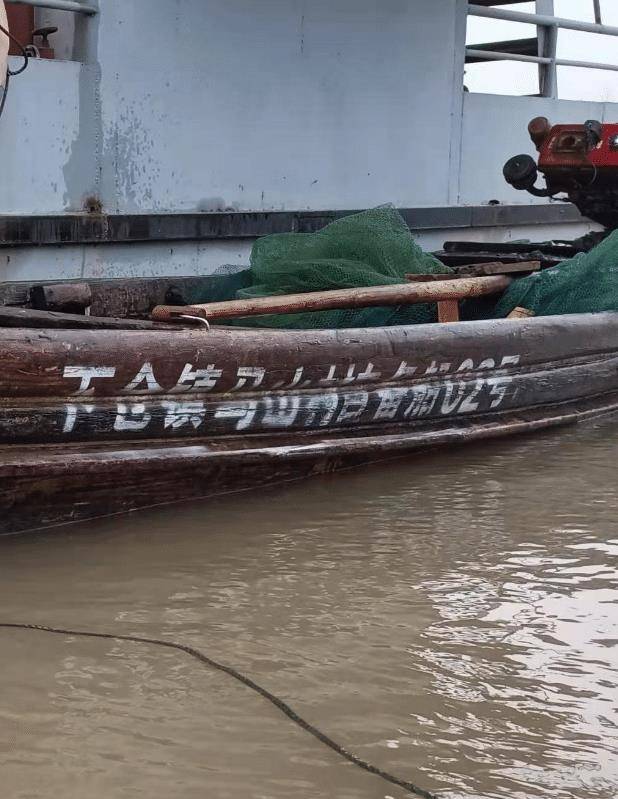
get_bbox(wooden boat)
[1,272,618,535]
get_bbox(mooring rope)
[0,622,438,799]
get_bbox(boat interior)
[0,244,557,331]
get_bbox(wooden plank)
[438,300,460,323]
[0,306,177,331]
[0,271,252,318]
[30,283,93,313]
[0,357,607,458]
[406,261,540,281]
[1,348,615,445]
[507,307,536,319]
[456,260,541,277]
[0,312,616,401]
[151,275,512,322]
[404,274,461,283]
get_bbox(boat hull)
[1,312,618,534]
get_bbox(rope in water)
[0,622,438,799]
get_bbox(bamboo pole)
[151,275,512,324]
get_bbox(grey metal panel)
[0,59,90,215]
[0,0,465,217]
[0,0,612,243]
[94,0,459,214]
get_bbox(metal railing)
[467,1,618,98]
[593,0,602,25]
[7,0,97,14]
[465,49,618,73]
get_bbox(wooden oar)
[151,274,512,325]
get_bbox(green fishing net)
[168,212,618,328]
[494,229,618,318]
[230,206,452,329]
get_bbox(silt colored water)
[1,417,618,798]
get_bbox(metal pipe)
[8,0,97,14]
[593,0,602,25]
[466,48,551,65]
[466,48,618,73]
[468,4,618,37]
[540,25,558,98]
[556,56,618,72]
[536,0,557,99]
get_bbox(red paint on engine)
[539,123,618,170]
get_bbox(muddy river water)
[1,417,618,799]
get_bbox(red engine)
[504,117,618,230]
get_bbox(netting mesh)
[230,206,452,328]
[172,267,253,307]
[494,229,618,318]
[170,209,618,328]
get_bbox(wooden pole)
[151,275,512,323]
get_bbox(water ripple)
[1,417,618,798]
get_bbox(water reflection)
[1,418,618,798]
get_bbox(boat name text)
[62,355,521,396]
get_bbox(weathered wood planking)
[1,311,618,533]
[0,273,251,318]
[406,261,541,281]
[1,351,616,445]
[0,306,177,330]
[0,314,617,399]
[30,283,93,313]
[455,260,541,277]
[2,391,618,535]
